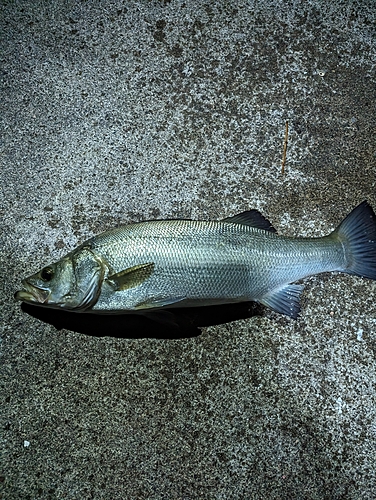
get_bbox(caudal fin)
[334,200,376,280]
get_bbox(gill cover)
[65,246,105,310]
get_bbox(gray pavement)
[1,0,376,498]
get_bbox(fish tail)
[333,200,376,280]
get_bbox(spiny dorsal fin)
[222,210,277,233]
[107,263,155,291]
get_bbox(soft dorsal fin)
[106,263,155,291]
[222,210,277,233]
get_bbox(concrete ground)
[1,0,376,498]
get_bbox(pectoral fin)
[134,296,186,310]
[107,263,155,291]
[260,284,303,319]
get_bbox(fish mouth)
[14,281,50,304]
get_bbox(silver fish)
[15,201,376,319]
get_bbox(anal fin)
[260,284,303,319]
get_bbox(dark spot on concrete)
[55,239,65,250]
[156,19,166,30]
[170,44,183,57]
[150,207,161,218]
[47,218,59,229]
[153,30,165,42]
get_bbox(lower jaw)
[15,290,38,302]
[15,288,50,304]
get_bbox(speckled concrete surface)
[1,0,376,498]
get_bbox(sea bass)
[15,201,376,319]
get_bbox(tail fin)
[334,200,376,280]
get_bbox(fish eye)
[40,267,54,282]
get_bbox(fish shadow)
[21,302,263,339]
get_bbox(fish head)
[15,246,105,311]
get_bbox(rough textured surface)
[1,0,376,498]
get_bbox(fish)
[15,201,376,319]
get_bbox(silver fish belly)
[15,202,376,318]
